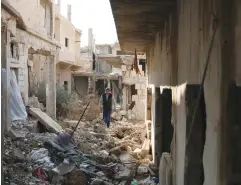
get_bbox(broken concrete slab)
[108,145,126,156]
[28,108,63,133]
[114,168,132,181]
[141,139,150,156]
[120,153,136,168]
[8,130,25,140]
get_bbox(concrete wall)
[9,0,53,38]
[111,43,120,55]
[146,0,241,184]
[96,45,112,54]
[57,16,80,63]
[56,66,72,93]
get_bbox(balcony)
[57,50,81,71]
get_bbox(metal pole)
[70,101,91,138]
[186,16,218,147]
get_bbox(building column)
[22,44,29,105]
[1,28,11,131]
[46,54,57,118]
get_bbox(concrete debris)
[8,130,25,140]
[28,108,63,133]
[111,109,136,121]
[28,96,45,111]
[119,110,127,116]
[114,167,132,181]
[13,148,25,161]
[137,164,149,174]
[3,95,154,185]
[99,150,109,158]
[108,145,126,156]
[141,139,151,157]
[111,112,118,119]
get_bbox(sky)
[56,0,118,47]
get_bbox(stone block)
[135,84,141,90]
[141,139,150,156]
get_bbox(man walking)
[99,87,116,128]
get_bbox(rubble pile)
[3,107,158,185]
[65,93,101,121]
[111,110,137,121]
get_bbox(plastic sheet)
[9,69,27,121]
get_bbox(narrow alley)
[1,0,241,185]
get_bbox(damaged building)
[54,1,82,94]
[1,0,60,131]
[110,0,241,185]
[99,44,147,120]
[73,29,122,104]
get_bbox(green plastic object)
[131,179,138,185]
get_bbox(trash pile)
[3,104,158,185]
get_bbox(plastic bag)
[30,148,49,161]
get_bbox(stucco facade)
[54,2,81,94]
[3,0,60,118]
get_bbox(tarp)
[1,68,28,121]
[10,69,27,121]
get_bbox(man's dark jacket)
[102,93,112,111]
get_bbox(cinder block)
[135,84,141,90]
[142,90,147,96]
[139,95,146,100]
[141,84,146,90]
[137,90,142,95]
